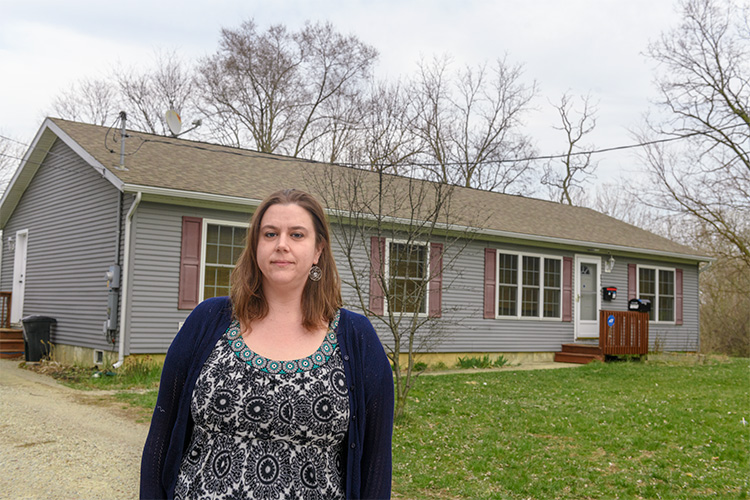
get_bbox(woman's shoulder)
[337,308,380,343]
[192,296,232,317]
[338,308,372,329]
[181,296,232,332]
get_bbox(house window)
[638,266,675,322]
[497,252,562,319]
[203,223,247,300]
[386,240,428,314]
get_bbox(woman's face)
[256,203,323,293]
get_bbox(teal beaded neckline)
[226,310,340,374]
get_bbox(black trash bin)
[22,315,56,362]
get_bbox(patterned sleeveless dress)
[174,311,349,499]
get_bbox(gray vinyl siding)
[0,139,120,351]
[405,240,574,353]
[332,231,701,354]
[627,257,700,352]
[126,202,252,354]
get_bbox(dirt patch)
[0,359,149,499]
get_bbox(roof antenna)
[117,111,128,171]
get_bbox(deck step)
[0,339,24,359]
[0,328,23,340]
[560,343,602,355]
[554,351,604,364]
[0,329,25,359]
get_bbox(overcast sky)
[0,0,681,185]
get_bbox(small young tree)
[309,164,481,419]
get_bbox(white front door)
[10,229,28,324]
[575,255,601,340]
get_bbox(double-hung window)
[638,266,675,322]
[202,222,247,300]
[497,252,562,319]
[386,240,428,314]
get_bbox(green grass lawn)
[393,358,749,499]
[69,356,748,498]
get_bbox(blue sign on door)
[607,315,615,327]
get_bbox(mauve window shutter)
[483,248,496,319]
[178,216,202,310]
[628,264,637,300]
[562,256,573,322]
[428,242,443,317]
[369,237,385,315]
[675,268,683,325]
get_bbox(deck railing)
[0,292,11,329]
[599,310,649,355]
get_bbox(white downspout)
[114,192,141,368]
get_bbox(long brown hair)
[230,189,342,331]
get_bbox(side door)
[10,229,28,324]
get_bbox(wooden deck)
[555,310,650,364]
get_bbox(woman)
[141,189,394,499]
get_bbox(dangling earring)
[309,264,322,282]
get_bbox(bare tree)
[410,56,537,194]
[338,80,423,175]
[50,51,200,137]
[196,20,378,157]
[51,77,119,126]
[542,93,598,205]
[641,0,750,266]
[309,165,481,419]
[698,236,750,357]
[115,50,199,136]
[0,133,25,194]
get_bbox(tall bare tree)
[410,56,537,194]
[115,50,199,136]
[51,77,119,126]
[542,93,598,205]
[338,80,423,175]
[50,51,200,137]
[642,0,750,266]
[196,20,378,157]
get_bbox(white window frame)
[636,265,676,324]
[495,250,563,320]
[199,219,248,302]
[383,238,430,316]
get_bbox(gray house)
[0,118,710,366]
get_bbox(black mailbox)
[602,287,617,301]
[628,298,652,313]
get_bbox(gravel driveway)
[0,358,150,499]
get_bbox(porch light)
[5,236,15,252]
[604,254,616,273]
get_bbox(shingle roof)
[48,118,706,261]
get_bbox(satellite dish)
[165,109,182,136]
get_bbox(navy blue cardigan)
[140,297,394,499]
